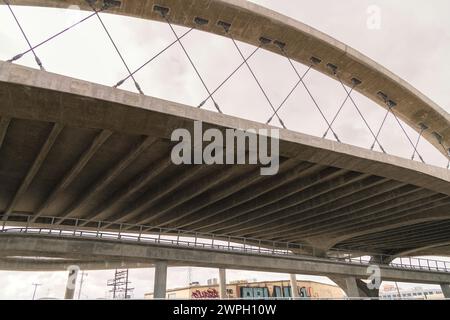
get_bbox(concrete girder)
[323,204,450,250]
[2,233,450,285]
[150,160,299,229]
[56,136,158,222]
[156,161,318,230]
[130,165,248,227]
[291,189,440,239]
[299,194,448,244]
[0,117,11,148]
[247,180,410,239]
[31,129,113,223]
[120,165,205,227]
[329,197,450,240]
[345,222,450,250]
[213,171,369,235]
[0,257,153,271]
[338,221,450,247]
[3,123,63,220]
[193,166,345,233]
[86,155,174,226]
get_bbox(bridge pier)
[290,274,300,298]
[153,261,168,299]
[329,276,379,298]
[344,277,360,298]
[219,268,227,299]
[64,266,79,300]
[440,284,450,298]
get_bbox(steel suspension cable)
[336,76,386,153]
[198,45,261,109]
[160,14,222,114]
[7,9,105,64]
[411,124,427,162]
[87,2,144,94]
[114,28,194,88]
[323,84,355,139]
[371,107,391,151]
[267,66,312,125]
[390,108,426,163]
[229,36,286,129]
[3,0,45,70]
[278,47,340,142]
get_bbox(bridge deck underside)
[1,62,450,256]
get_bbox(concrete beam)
[0,116,11,148]
[328,199,450,247]
[200,167,347,234]
[2,234,450,285]
[165,159,312,230]
[221,171,370,235]
[248,180,407,239]
[0,257,153,271]
[32,129,112,222]
[87,156,173,226]
[3,123,63,220]
[307,192,444,238]
[129,166,205,226]
[57,136,157,222]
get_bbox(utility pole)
[395,282,402,300]
[107,269,134,299]
[32,283,42,300]
[78,271,88,300]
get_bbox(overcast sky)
[0,0,449,299]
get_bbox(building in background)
[145,279,344,299]
[380,284,444,300]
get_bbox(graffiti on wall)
[191,288,219,299]
[240,286,318,299]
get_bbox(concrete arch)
[4,0,450,156]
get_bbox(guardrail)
[1,214,450,274]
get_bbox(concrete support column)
[154,261,168,299]
[218,268,227,299]
[345,277,360,299]
[290,274,300,299]
[441,284,450,298]
[64,266,79,300]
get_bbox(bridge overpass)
[0,0,450,299]
[2,225,450,298]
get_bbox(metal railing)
[1,214,450,274]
